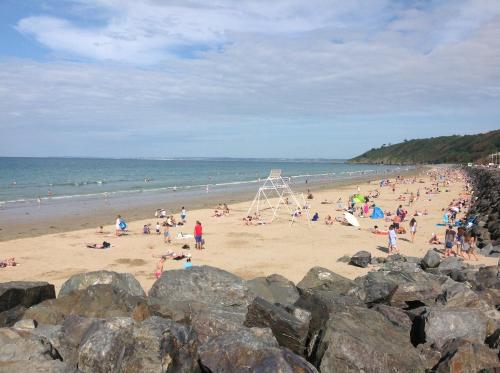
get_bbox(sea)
[0,157,406,207]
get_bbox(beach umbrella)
[344,212,360,227]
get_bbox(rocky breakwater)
[0,256,499,372]
[467,167,500,256]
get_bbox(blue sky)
[1,0,499,158]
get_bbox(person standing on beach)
[115,215,122,236]
[163,226,171,243]
[444,225,456,257]
[409,218,417,243]
[194,221,204,250]
[388,225,399,254]
[180,207,187,223]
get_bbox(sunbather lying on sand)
[429,233,442,245]
[324,215,334,225]
[86,241,111,249]
[0,257,16,268]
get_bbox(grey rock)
[474,265,500,290]
[485,328,500,349]
[436,257,468,275]
[59,270,145,297]
[352,271,399,304]
[77,316,199,373]
[418,307,488,348]
[337,255,351,263]
[244,297,310,355]
[317,305,424,372]
[296,267,356,296]
[372,304,412,330]
[13,319,37,330]
[23,284,150,325]
[198,327,318,373]
[421,249,441,269]
[247,274,299,306]
[349,250,371,268]
[0,305,27,328]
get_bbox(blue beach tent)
[370,206,384,219]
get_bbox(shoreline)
[0,167,421,242]
[4,164,496,297]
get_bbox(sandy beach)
[0,167,497,293]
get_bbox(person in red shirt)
[194,221,204,250]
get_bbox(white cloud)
[2,0,500,157]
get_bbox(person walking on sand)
[180,207,187,223]
[409,218,417,243]
[388,225,400,254]
[194,221,204,250]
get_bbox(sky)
[0,0,499,158]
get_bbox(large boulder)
[0,281,55,327]
[474,266,500,290]
[372,304,412,330]
[149,266,254,314]
[296,267,356,297]
[58,270,145,297]
[148,266,255,343]
[434,257,468,276]
[352,271,399,304]
[294,291,363,362]
[431,339,500,373]
[23,284,150,325]
[247,274,299,306]
[77,316,199,373]
[198,327,317,373]
[416,307,488,348]
[316,305,424,372]
[421,250,441,269]
[349,251,371,268]
[244,297,310,355]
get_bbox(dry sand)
[0,168,496,293]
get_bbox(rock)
[349,250,371,268]
[435,257,468,276]
[478,288,500,310]
[244,297,310,355]
[294,290,363,363]
[474,266,500,290]
[416,307,488,348]
[437,280,489,310]
[389,274,444,309]
[0,281,55,328]
[486,328,500,349]
[422,249,441,269]
[372,304,412,330]
[247,274,299,306]
[352,271,399,304]
[23,284,150,325]
[78,316,199,373]
[198,327,318,373]
[316,305,424,372]
[296,267,356,296]
[0,327,65,370]
[0,305,27,328]
[59,270,145,297]
[148,266,255,343]
[431,339,500,373]
[149,266,254,315]
[13,319,37,330]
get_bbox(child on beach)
[444,225,456,257]
[388,225,400,254]
[163,226,171,243]
[155,256,166,279]
[180,207,187,223]
[155,222,161,235]
[409,218,417,243]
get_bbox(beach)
[1,166,497,294]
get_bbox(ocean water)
[0,157,404,206]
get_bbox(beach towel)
[370,206,384,219]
